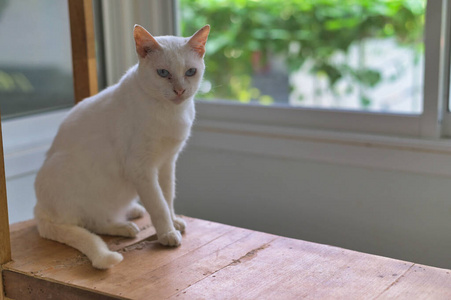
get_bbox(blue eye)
[157,69,170,78]
[185,68,197,77]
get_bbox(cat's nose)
[173,88,185,96]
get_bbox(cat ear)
[187,25,210,57]
[133,24,162,58]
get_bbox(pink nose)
[173,89,185,96]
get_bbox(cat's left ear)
[187,25,210,57]
[134,24,162,58]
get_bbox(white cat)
[34,24,210,269]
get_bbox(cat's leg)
[126,200,146,220]
[91,221,140,238]
[159,160,186,232]
[132,168,181,246]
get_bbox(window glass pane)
[0,0,74,119]
[180,0,425,114]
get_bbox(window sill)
[195,100,424,138]
[191,117,451,177]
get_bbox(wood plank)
[8,219,35,233]
[5,216,238,297]
[4,217,451,299]
[3,270,121,300]
[170,236,451,300]
[20,218,237,297]
[126,229,277,299]
[375,264,451,299]
[68,0,98,103]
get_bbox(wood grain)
[374,264,451,299]
[4,216,451,299]
[68,0,98,103]
[3,270,121,300]
[171,237,412,299]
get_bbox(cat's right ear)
[188,25,210,57]
[133,25,161,58]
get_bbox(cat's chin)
[171,97,188,105]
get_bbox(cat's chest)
[156,111,193,139]
[139,110,193,152]
[127,101,195,158]
[143,125,190,161]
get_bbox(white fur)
[34,25,209,269]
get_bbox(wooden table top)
[3,215,451,299]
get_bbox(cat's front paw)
[158,230,182,247]
[173,217,186,233]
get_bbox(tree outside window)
[180,0,425,114]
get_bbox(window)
[175,0,447,139]
[0,0,74,118]
[0,0,105,119]
[180,0,425,115]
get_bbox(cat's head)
[133,24,210,105]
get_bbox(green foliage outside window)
[180,0,425,106]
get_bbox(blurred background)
[180,0,425,113]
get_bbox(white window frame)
[440,0,451,136]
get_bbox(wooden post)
[68,0,99,103]
[0,120,11,300]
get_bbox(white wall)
[176,145,451,270]
[6,174,36,223]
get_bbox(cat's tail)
[36,218,123,269]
